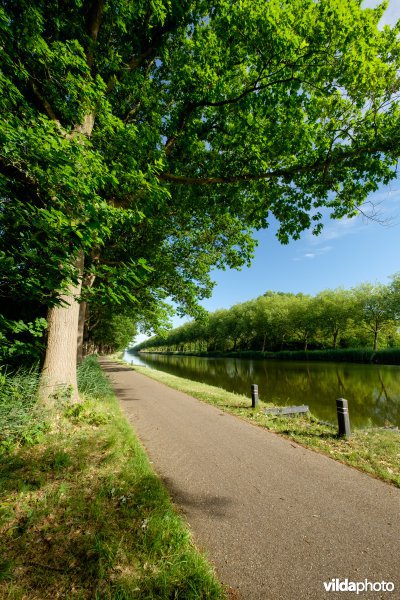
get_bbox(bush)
[372,348,400,365]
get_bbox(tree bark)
[262,332,267,352]
[39,107,95,404]
[77,268,96,363]
[373,328,378,351]
[77,300,87,364]
[333,329,338,349]
[40,250,84,404]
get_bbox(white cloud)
[306,215,361,246]
[294,245,333,261]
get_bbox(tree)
[1,0,400,402]
[353,283,395,350]
[388,273,400,320]
[287,295,319,351]
[315,288,353,349]
[85,309,138,355]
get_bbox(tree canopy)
[135,277,400,354]
[1,0,400,393]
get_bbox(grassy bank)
[127,363,400,489]
[0,357,224,599]
[136,347,400,365]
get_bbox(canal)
[123,351,400,428]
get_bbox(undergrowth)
[0,356,224,599]
[0,368,46,451]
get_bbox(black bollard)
[251,384,259,408]
[336,398,351,437]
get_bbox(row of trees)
[136,277,400,353]
[0,303,139,366]
[1,1,400,403]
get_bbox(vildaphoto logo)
[323,579,395,594]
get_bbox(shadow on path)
[161,476,233,519]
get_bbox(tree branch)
[163,74,322,155]
[164,103,195,155]
[125,47,155,72]
[158,142,398,185]
[86,0,106,68]
[30,81,63,132]
[0,156,41,199]
[106,10,190,94]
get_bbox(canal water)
[123,351,400,428]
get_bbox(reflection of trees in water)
[140,354,400,427]
[335,369,346,397]
[369,371,400,425]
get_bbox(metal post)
[336,398,351,437]
[251,384,259,408]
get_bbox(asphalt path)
[100,359,400,600]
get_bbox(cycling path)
[100,359,400,599]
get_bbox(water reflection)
[123,351,400,428]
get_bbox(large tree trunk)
[40,251,84,405]
[40,111,95,402]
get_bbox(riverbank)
[0,357,224,599]
[123,361,400,488]
[134,347,400,365]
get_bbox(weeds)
[0,368,47,451]
[77,354,113,399]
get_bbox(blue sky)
[201,183,400,310]
[134,0,400,343]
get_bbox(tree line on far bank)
[135,276,400,355]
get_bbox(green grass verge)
[0,357,224,599]
[127,363,400,489]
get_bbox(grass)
[0,368,48,451]
[0,356,225,599]
[126,363,400,489]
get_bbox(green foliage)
[372,348,400,365]
[1,0,400,356]
[0,369,47,451]
[136,279,400,355]
[84,308,139,355]
[64,401,110,425]
[0,315,47,366]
